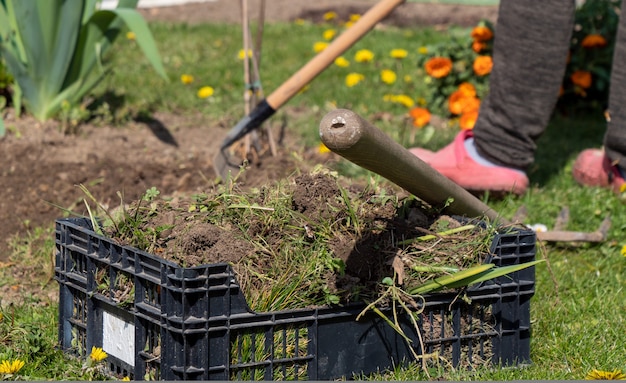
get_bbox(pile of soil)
[98,169,490,309]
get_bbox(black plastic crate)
[55,217,536,381]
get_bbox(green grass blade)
[409,263,494,295]
[462,260,544,285]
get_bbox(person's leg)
[409,0,574,194]
[572,0,626,193]
[473,0,575,170]
[603,0,626,168]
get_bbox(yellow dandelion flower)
[418,46,428,54]
[383,94,414,108]
[122,377,131,381]
[349,14,361,22]
[238,49,253,60]
[585,369,626,380]
[90,346,108,362]
[334,56,350,67]
[0,359,25,374]
[390,49,408,59]
[620,183,626,193]
[323,11,337,21]
[395,94,414,108]
[323,29,336,41]
[344,20,355,28]
[319,143,331,154]
[0,312,3,321]
[621,244,626,256]
[313,41,329,53]
[403,75,412,83]
[354,49,374,63]
[197,86,214,99]
[294,18,306,25]
[126,31,136,40]
[345,73,364,87]
[180,74,194,85]
[380,69,397,85]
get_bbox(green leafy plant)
[414,20,494,129]
[0,0,167,124]
[557,0,620,114]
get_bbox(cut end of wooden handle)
[319,109,364,151]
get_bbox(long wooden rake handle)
[319,109,505,223]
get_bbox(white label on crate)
[102,311,135,367]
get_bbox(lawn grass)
[1,16,625,381]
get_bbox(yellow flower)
[344,20,355,28]
[621,244,626,256]
[323,11,337,21]
[418,46,428,54]
[126,31,136,40]
[323,29,336,41]
[90,346,108,362]
[313,41,329,53]
[621,183,626,194]
[383,94,414,108]
[380,69,397,85]
[238,49,253,60]
[345,73,364,87]
[294,18,306,25]
[0,312,3,321]
[334,56,350,67]
[197,86,214,98]
[390,49,408,59]
[319,143,331,154]
[354,49,374,63]
[180,74,194,85]
[122,377,131,381]
[349,14,361,22]
[0,359,25,374]
[585,369,626,380]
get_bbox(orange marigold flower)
[471,26,493,42]
[448,91,466,115]
[459,110,479,130]
[581,34,607,48]
[457,82,476,98]
[571,70,592,89]
[425,57,453,79]
[461,97,481,113]
[409,107,431,128]
[472,40,487,53]
[473,55,493,76]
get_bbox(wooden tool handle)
[266,0,406,108]
[319,109,504,222]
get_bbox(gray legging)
[473,0,626,170]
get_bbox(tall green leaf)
[0,0,166,121]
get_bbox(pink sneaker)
[572,149,625,194]
[409,131,529,195]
